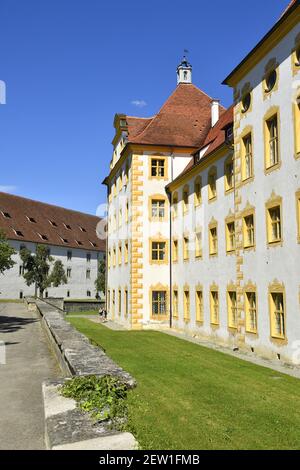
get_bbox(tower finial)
[177,51,192,85]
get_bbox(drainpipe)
[167,152,174,329]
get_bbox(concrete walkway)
[0,302,61,450]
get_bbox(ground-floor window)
[245,291,257,333]
[152,291,167,316]
[183,290,190,321]
[196,290,203,323]
[173,290,178,319]
[124,289,128,317]
[87,290,91,297]
[227,290,237,329]
[210,289,219,325]
[270,291,285,339]
[118,289,121,315]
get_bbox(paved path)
[0,302,61,450]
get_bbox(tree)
[0,230,15,275]
[95,259,106,298]
[49,260,67,287]
[20,244,67,298]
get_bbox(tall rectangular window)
[183,186,189,214]
[226,221,235,253]
[67,250,72,261]
[152,291,167,316]
[86,253,91,263]
[270,292,285,339]
[227,290,237,329]
[67,268,72,278]
[225,157,234,191]
[245,291,257,333]
[194,177,202,206]
[125,289,128,317]
[183,290,190,321]
[86,269,91,279]
[172,239,178,262]
[173,290,178,319]
[124,241,129,264]
[172,192,178,218]
[208,167,217,200]
[183,237,189,260]
[196,290,203,323]
[210,289,219,325]
[243,213,255,248]
[118,245,122,265]
[209,225,218,256]
[195,231,202,258]
[112,290,115,315]
[242,134,253,180]
[294,97,300,156]
[267,205,282,244]
[118,289,121,315]
[266,114,279,169]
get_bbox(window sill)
[265,161,281,175]
[225,187,234,195]
[243,244,255,252]
[267,240,283,248]
[208,196,217,204]
[241,175,254,186]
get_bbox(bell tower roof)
[177,53,192,84]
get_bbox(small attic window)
[226,126,233,141]
[194,152,200,164]
[49,220,57,227]
[38,233,48,241]
[76,240,83,246]
[60,237,69,244]
[2,211,11,219]
[26,216,36,223]
[64,224,72,230]
[14,230,24,237]
[89,241,97,247]
[120,119,127,127]
[79,226,86,232]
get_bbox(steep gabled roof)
[126,83,225,148]
[0,192,105,252]
[172,106,234,182]
[282,0,298,16]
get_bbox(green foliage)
[60,375,128,426]
[49,260,67,287]
[0,230,15,275]
[95,259,106,296]
[20,244,67,297]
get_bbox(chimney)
[211,100,220,127]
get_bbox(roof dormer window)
[79,226,86,232]
[60,237,69,244]
[38,233,48,241]
[64,224,71,230]
[49,220,57,227]
[14,230,24,237]
[26,216,36,223]
[89,241,97,247]
[76,240,83,246]
[2,211,11,219]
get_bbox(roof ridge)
[0,192,100,219]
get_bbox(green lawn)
[69,318,300,450]
[0,299,23,303]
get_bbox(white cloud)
[0,185,17,193]
[131,99,147,108]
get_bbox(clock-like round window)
[265,69,277,93]
[242,93,251,113]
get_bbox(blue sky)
[0,0,290,215]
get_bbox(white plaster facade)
[0,240,103,300]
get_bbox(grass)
[66,310,99,316]
[69,317,300,450]
[0,299,23,303]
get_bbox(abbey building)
[104,1,300,364]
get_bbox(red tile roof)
[0,192,105,252]
[282,0,298,16]
[174,106,234,180]
[125,83,225,148]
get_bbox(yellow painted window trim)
[172,238,179,263]
[210,286,219,326]
[149,238,169,265]
[194,176,202,207]
[293,94,300,158]
[240,127,254,182]
[182,184,190,215]
[183,287,190,322]
[242,208,256,250]
[173,287,179,319]
[224,154,234,193]
[296,190,300,243]
[149,283,169,320]
[268,281,286,341]
[244,286,258,334]
[183,235,190,261]
[263,107,281,174]
[148,194,168,222]
[225,216,235,254]
[209,220,218,257]
[195,287,204,323]
[195,230,203,259]
[148,155,168,181]
[265,193,283,247]
[208,166,217,202]
[227,288,238,330]
[172,191,178,219]
[262,59,279,100]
